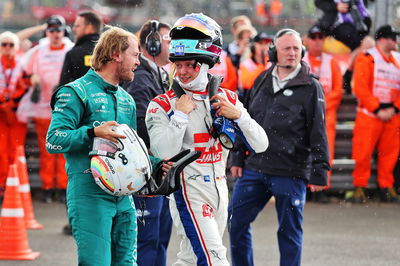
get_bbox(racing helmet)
[89,124,152,196]
[169,13,223,68]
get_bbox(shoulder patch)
[153,94,171,112]
[219,87,237,105]
[166,89,177,98]
[65,79,87,102]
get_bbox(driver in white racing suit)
[145,13,269,266]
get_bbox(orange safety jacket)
[0,55,26,111]
[238,57,271,91]
[208,50,238,92]
[354,47,400,116]
[303,52,343,111]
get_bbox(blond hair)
[0,31,19,50]
[91,25,137,71]
[235,25,257,40]
[230,15,251,30]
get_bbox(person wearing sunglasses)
[350,24,400,204]
[0,31,29,201]
[303,24,343,203]
[20,15,73,204]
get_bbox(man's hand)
[94,121,126,143]
[161,161,174,177]
[337,2,350,13]
[309,185,326,192]
[377,108,396,122]
[210,94,241,120]
[30,74,40,86]
[230,166,243,178]
[175,94,196,114]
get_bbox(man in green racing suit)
[46,26,171,265]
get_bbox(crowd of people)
[1,0,400,264]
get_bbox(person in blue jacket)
[46,26,171,266]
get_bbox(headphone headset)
[267,28,305,63]
[145,20,162,57]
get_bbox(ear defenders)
[267,28,305,63]
[145,20,162,57]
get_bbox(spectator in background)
[238,32,273,105]
[121,19,173,266]
[315,0,371,51]
[58,10,103,236]
[226,15,252,68]
[208,49,238,92]
[270,0,284,27]
[59,11,103,86]
[229,25,257,69]
[351,25,400,204]
[315,0,372,94]
[303,25,343,203]
[19,15,73,203]
[0,31,29,200]
[229,28,329,266]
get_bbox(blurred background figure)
[238,31,273,105]
[18,15,73,204]
[225,15,252,68]
[270,0,284,27]
[303,25,343,203]
[350,25,400,204]
[0,31,29,201]
[122,19,173,266]
[208,49,238,92]
[314,0,372,92]
[59,11,103,86]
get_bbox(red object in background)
[31,0,115,24]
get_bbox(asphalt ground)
[0,197,399,266]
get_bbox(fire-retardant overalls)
[352,47,400,189]
[303,52,343,185]
[46,69,161,265]
[0,55,27,188]
[146,86,268,266]
[21,38,73,191]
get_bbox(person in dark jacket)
[121,20,172,266]
[314,0,371,51]
[58,10,102,235]
[228,28,330,266]
[59,11,103,86]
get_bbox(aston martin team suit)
[146,83,268,266]
[303,51,343,184]
[352,47,400,189]
[46,69,161,265]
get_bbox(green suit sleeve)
[46,86,92,153]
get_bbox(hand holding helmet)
[210,94,241,120]
[94,121,126,143]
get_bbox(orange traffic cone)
[0,164,40,260]
[15,145,43,230]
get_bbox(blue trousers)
[134,196,172,266]
[228,169,307,266]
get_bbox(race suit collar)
[89,69,119,94]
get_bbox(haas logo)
[202,204,214,218]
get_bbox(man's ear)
[112,52,122,63]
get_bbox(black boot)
[43,189,54,203]
[58,189,66,203]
